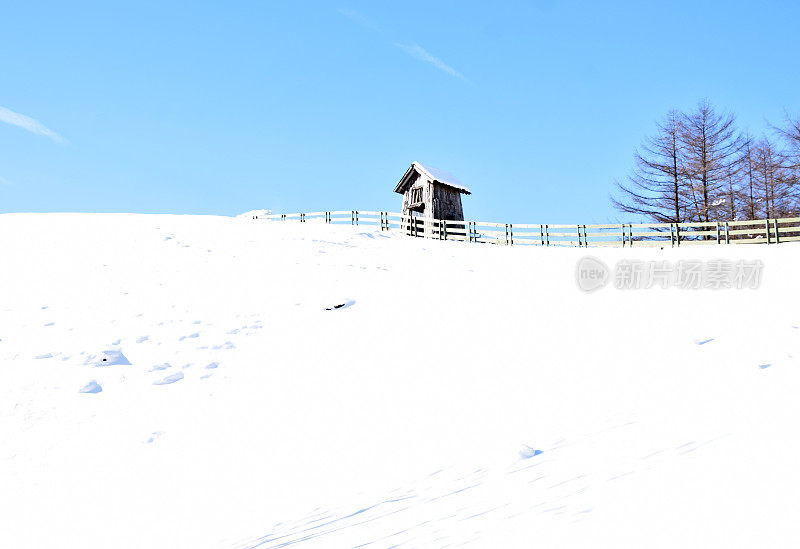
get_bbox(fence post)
[576,225,582,247]
[442,219,447,240]
[766,219,771,244]
[774,218,780,244]
[539,224,544,246]
[676,223,681,247]
[725,221,730,244]
[509,224,514,245]
[281,214,286,221]
[620,224,625,247]
[545,224,550,247]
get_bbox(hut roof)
[394,161,471,195]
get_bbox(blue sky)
[1,0,798,223]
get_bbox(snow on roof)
[414,162,471,194]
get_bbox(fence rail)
[252,211,800,247]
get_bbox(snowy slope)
[1,213,799,548]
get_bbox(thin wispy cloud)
[394,43,467,81]
[0,105,67,144]
[338,7,468,82]
[337,7,381,32]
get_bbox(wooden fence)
[253,211,800,247]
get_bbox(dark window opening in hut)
[410,187,423,204]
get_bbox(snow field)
[1,213,799,548]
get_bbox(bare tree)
[775,112,800,169]
[611,110,688,223]
[680,100,744,223]
[720,164,740,221]
[739,135,759,220]
[774,113,800,217]
[614,102,800,224]
[751,137,797,218]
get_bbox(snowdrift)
[1,213,799,548]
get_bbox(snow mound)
[79,380,102,394]
[238,209,273,218]
[518,445,543,459]
[153,371,184,385]
[85,349,131,366]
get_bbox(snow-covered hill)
[1,213,799,548]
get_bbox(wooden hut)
[393,161,471,223]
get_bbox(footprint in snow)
[146,431,164,443]
[205,362,219,369]
[179,333,200,341]
[758,363,772,369]
[153,372,184,385]
[136,336,149,343]
[150,363,172,371]
[695,338,714,345]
